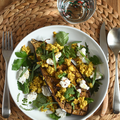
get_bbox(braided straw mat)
[0,0,120,119]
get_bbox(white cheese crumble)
[42,86,51,96]
[77,48,87,63]
[79,80,90,90]
[18,67,29,84]
[60,77,70,88]
[77,88,81,93]
[27,92,37,102]
[55,108,66,118]
[46,58,54,65]
[90,71,102,80]
[55,52,62,62]
[46,52,62,65]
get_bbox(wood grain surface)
[106,0,120,15]
[0,0,119,15]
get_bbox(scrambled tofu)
[29,76,45,93]
[73,97,88,109]
[21,45,31,54]
[79,62,94,77]
[71,43,77,49]
[47,66,55,76]
[65,58,72,66]
[46,42,64,53]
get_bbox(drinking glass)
[57,0,96,24]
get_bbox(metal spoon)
[107,28,120,114]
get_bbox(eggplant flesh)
[31,39,90,116]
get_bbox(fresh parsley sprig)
[89,55,102,65]
[12,51,28,70]
[33,93,57,110]
[56,31,69,46]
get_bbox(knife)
[100,22,109,116]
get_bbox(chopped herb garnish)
[92,69,97,86]
[71,102,75,109]
[89,55,102,65]
[79,50,90,64]
[58,55,65,65]
[19,105,34,111]
[29,64,40,82]
[17,93,20,102]
[52,49,57,71]
[85,42,90,58]
[85,98,94,104]
[22,98,28,103]
[58,72,67,79]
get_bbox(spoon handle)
[113,56,120,114]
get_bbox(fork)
[2,32,13,118]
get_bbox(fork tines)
[2,32,13,50]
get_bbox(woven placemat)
[0,0,120,119]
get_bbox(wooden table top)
[0,0,119,15]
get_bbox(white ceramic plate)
[7,25,109,120]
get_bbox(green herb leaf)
[90,80,102,95]
[76,91,80,98]
[71,102,75,109]
[12,59,25,70]
[67,96,75,101]
[17,80,29,94]
[70,48,76,58]
[85,98,94,104]
[92,69,97,86]
[29,64,40,82]
[33,64,40,71]
[33,93,47,108]
[15,51,27,58]
[58,55,65,65]
[64,87,75,99]
[49,112,61,120]
[89,55,102,65]
[85,42,90,58]
[52,49,56,71]
[58,72,67,79]
[56,31,69,46]
[33,93,57,110]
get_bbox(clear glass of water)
[57,0,96,24]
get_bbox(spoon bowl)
[107,28,120,114]
[107,28,120,55]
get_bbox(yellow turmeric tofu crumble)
[12,31,103,120]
